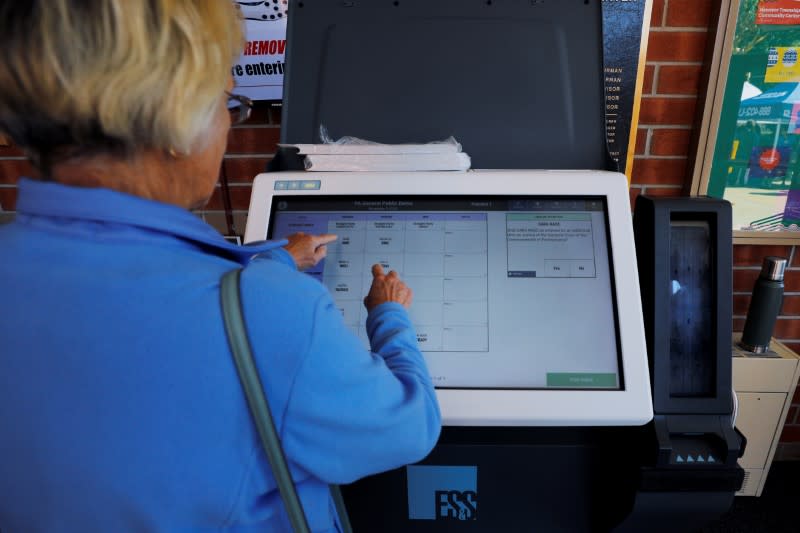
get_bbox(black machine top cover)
[280,0,611,170]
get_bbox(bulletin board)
[691,0,800,243]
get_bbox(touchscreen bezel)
[244,170,653,426]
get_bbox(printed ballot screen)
[268,195,621,391]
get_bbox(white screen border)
[245,170,653,427]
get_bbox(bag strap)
[219,269,353,533]
[220,269,311,533]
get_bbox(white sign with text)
[232,1,288,101]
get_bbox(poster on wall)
[702,0,800,236]
[602,0,652,179]
[231,1,288,101]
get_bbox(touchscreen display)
[269,196,622,390]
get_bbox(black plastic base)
[341,426,742,532]
[341,427,637,533]
[612,491,736,533]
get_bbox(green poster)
[708,0,800,232]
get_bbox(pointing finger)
[371,264,385,278]
[312,233,338,247]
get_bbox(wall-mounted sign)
[756,0,800,25]
[691,0,800,243]
[232,1,288,101]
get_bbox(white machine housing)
[245,170,653,427]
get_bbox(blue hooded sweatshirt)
[0,178,441,533]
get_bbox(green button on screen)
[546,373,617,388]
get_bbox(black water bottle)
[740,256,787,354]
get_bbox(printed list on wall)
[602,0,651,178]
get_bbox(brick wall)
[2,0,800,456]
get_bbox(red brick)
[794,384,800,404]
[650,129,691,157]
[629,186,642,211]
[657,65,704,95]
[0,187,17,211]
[789,407,800,425]
[784,270,800,292]
[269,104,283,125]
[733,294,751,316]
[206,184,253,211]
[647,31,708,62]
[630,158,689,186]
[643,65,655,95]
[226,127,281,154]
[733,317,745,332]
[781,341,800,356]
[772,318,800,338]
[222,157,272,184]
[0,159,36,184]
[665,0,713,28]
[240,105,272,126]
[781,295,800,316]
[639,97,698,125]
[650,0,665,27]
[733,269,759,292]
[734,245,792,267]
[635,129,648,156]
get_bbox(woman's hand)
[283,232,337,270]
[364,264,413,311]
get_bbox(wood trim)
[690,0,738,196]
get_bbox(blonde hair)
[0,0,244,171]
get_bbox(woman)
[0,2,441,532]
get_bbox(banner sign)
[232,1,288,101]
[756,0,800,25]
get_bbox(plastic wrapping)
[317,125,462,152]
[277,126,471,171]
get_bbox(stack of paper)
[279,141,471,172]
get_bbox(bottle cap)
[760,256,787,281]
